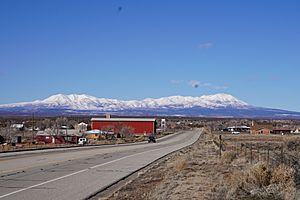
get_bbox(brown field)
[97,129,300,200]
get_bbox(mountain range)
[0,93,300,118]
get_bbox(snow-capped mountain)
[0,93,249,110]
[0,93,300,118]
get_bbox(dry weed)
[284,137,300,151]
[174,158,187,171]
[218,163,296,200]
[221,151,237,164]
[271,164,296,200]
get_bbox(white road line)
[0,145,173,199]
[0,169,88,199]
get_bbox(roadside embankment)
[99,129,300,200]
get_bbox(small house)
[250,121,273,134]
[272,129,292,135]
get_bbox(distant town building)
[161,119,166,129]
[36,128,82,144]
[75,122,88,132]
[223,126,250,132]
[84,130,114,140]
[36,128,56,136]
[250,121,273,134]
[272,128,292,135]
[35,135,79,144]
[36,130,81,144]
[11,123,24,130]
[293,129,300,134]
[257,128,272,134]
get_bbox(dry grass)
[106,130,300,200]
[284,137,300,151]
[221,151,237,164]
[221,163,296,200]
[174,157,187,171]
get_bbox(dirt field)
[95,130,300,200]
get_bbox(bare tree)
[55,117,68,128]
[102,125,114,132]
[120,126,134,139]
[67,120,78,129]
[2,121,13,142]
[43,119,53,129]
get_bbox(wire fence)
[217,134,300,167]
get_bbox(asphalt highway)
[0,129,201,200]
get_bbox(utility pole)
[32,113,35,131]
[56,122,59,135]
[250,144,253,164]
[32,113,35,143]
[267,143,270,166]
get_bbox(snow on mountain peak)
[199,93,249,107]
[0,93,250,110]
[43,94,93,104]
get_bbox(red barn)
[91,118,156,135]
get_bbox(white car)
[78,138,87,145]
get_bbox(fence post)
[240,143,243,154]
[257,143,260,162]
[219,135,222,158]
[244,143,247,163]
[281,143,284,164]
[250,144,253,164]
[267,143,270,166]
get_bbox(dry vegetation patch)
[220,163,296,200]
[98,130,300,200]
[174,157,187,171]
[221,151,237,164]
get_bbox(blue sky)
[0,0,300,111]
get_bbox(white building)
[75,122,88,132]
[161,119,166,129]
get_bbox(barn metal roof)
[85,130,114,135]
[91,118,156,122]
